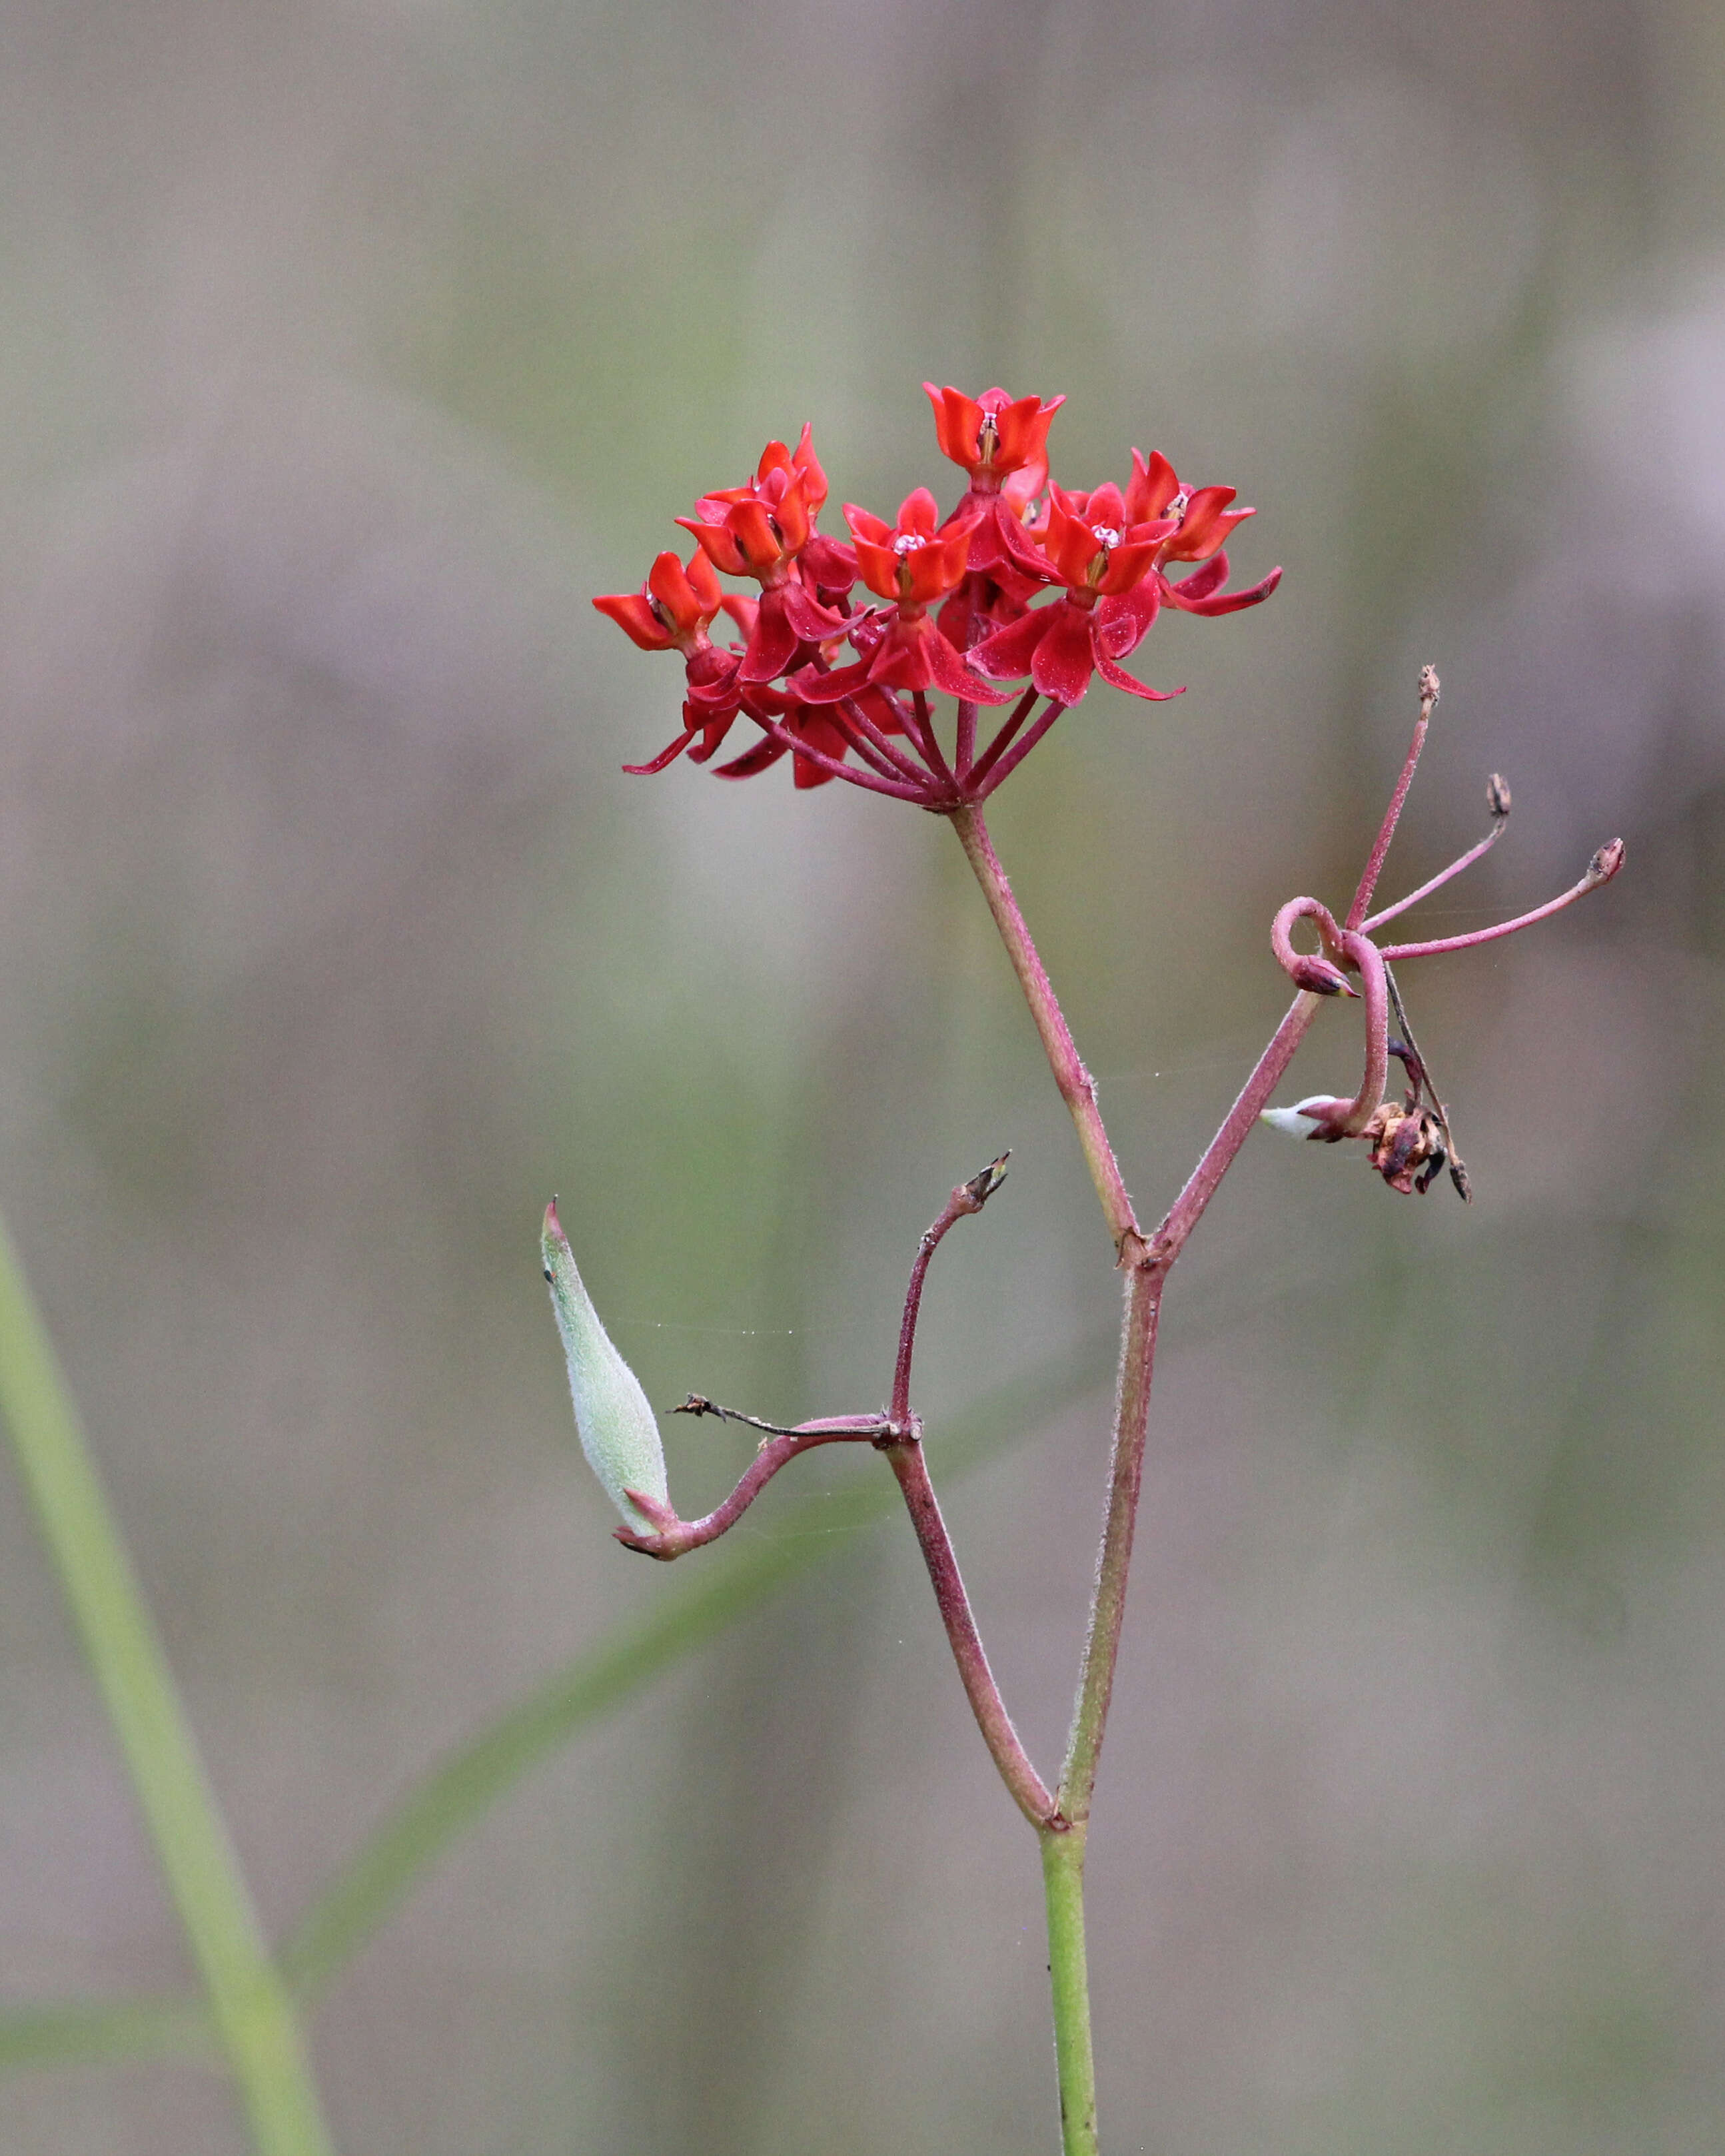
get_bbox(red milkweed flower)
[925,384,1063,510]
[1125,449,1283,618]
[970,481,1183,705]
[677,425,848,682]
[925,384,1067,634]
[792,490,1008,706]
[593,546,756,776]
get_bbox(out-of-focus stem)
[947,804,1143,1259]
[1041,1824,1099,2156]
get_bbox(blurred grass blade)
[0,1997,217,2073]
[0,1209,336,2155]
[280,1339,1107,2000]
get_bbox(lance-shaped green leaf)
[541,1201,670,1533]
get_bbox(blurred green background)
[2,0,1723,2149]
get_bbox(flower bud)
[541,1201,670,1534]
[1486,772,1512,820]
[1259,1096,1331,1139]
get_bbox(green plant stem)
[1040,1823,1099,2156]
[1057,1267,1161,1822]
[0,1208,335,2156]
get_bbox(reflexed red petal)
[801,534,858,594]
[1094,650,1183,702]
[686,708,744,762]
[788,657,873,704]
[715,735,789,780]
[790,710,850,788]
[996,505,1058,584]
[622,726,698,774]
[1169,562,1283,616]
[1029,605,1097,705]
[936,586,975,649]
[1163,553,1230,605]
[780,581,846,642]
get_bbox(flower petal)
[1094,648,1183,702]
[971,604,1055,681]
[1029,604,1097,705]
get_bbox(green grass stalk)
[0,1209,336,2156]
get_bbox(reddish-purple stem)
[824,702,923,786]
[911,690,959,792]
[616,1417,887,1559]
[883,1435,1056,1827]
[976,699,1065,800]
[1150,993,1324,1261]
[1362,819,1506,933]
[891,1185,981,1425]
[1056,1266,1159,1818]
[837,696,931,786]
[1345,672,1438,929]
[968,688,1042,791]
[742,716,929,802]
[1379,861,1618,959]
[955,697,978,782]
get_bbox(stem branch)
[883,1436,1055,1826]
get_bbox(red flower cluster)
[594,388,1281,806]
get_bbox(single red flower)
[925,386,1063,508]
[594,548,757,774]
[678,426,847,682]
[848,488,976,606]
[592,546,724,654]
[1125,450,1282,615]
[971,482,1183,706]
[925,384,1067,606]
[792,491,1008,707]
